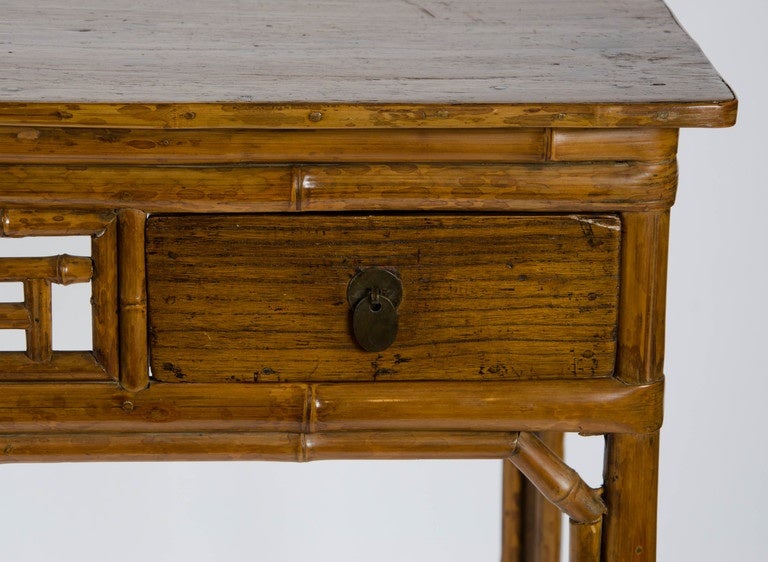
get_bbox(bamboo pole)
[0,255,92,284]
[509,432,605,525]
[303,430,520,462]
[23,278,52,363]
[0,208,116,237]
[522,432,565,562]
[0,351,109,382]
[501,459,524,562]
[570,517,603,562]
[603,211,669,561]
[0,378,663,435]
[92,215,119,380]
[0,430,522,464]
[118,209,148,392]
[602,432,659,561]
[0,303,30,330]
[0,161,676,214]
[312,379,663,435]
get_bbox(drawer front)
[146,214,620,382]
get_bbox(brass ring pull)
[347,268,402,352]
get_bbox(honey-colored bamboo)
[311,379,663,435]
[0,432,303,463]
[0,208,116,237]
[522,432,565,562]
[0,431,525,464]
[603,211,669,561]
[0,430,524,464]
[22,278,52,363]
[549,128,677,162]
[303,431,520,462]
[91,215,119,380]
[0,382,309,434]
[299,161,677,212]
[0,255,93,284]
[0,378,662,436]
[0,430,577,466]
[0,351,109,382]
[117,209,148,392]
[0,160,677,214]
[603,432,659,561]
[570,517,603,562]
[0,303,30,330]
[617,211,671,384]
[501,460,525,562]
[509,432,605,525]
[0,127,680,165]
[0,127,546,164]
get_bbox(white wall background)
[1,0,765,560]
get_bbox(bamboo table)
[0,1,735,560]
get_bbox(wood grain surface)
[0,0,735,128]
[146,214,620,383]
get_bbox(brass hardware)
[347,268,402,352]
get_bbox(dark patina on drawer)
[146,214,620,383]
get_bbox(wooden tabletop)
[0,0,735,128]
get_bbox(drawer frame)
[1,126,674,561]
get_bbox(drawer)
[146,214,620,383]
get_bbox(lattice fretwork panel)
[0,209,118,381]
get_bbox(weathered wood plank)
[146,214,620,382]
[0,0,735,128]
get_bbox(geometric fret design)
[0,254,93,362]
[0,208,120,382]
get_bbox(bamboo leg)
[602,433,659,561]
[504,431,604,562]
[602,211,669,561]
[570,517,603,562]
[522,432,564,562]
[501,459,524,562]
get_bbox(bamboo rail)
[0,351,109,382]
[0,379,663,435]
[0,127,678,164]
[0,160,678,213]
[0,303,30,330]
[1,208,116,237]
[0,255,93,284]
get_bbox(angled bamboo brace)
[508,431,606,525]
[509,432,606,562]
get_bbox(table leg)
[501,432,564,562]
